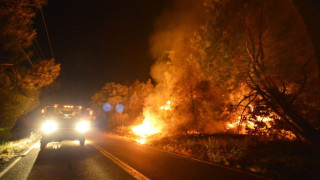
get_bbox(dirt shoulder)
[0,133,39,165]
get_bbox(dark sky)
[35,0,170,106]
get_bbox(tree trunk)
[265,85,320,147]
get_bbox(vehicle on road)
[40,104,93,150]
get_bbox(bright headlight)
[76,120,90,133]
[41,120,58,133]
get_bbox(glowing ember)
[136,138,146,144]
[226,115,274,132]
[187,130,200,135]
[160,101,172,110]
[227,116,242,130]
[132,110,163,144]
[227,121,238,129]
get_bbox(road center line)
[88,140,150,180]
[0,141,38,178]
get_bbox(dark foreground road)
[0,132,263,180]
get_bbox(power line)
[34,38,45,60]
[40,7,55,59]
[19,46,33,66]
[0,64,13,66]
[32,40,42,60]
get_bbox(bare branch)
[290,57,312,103]
[235,91,256,109]
[238,93,258,134]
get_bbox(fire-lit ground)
[131,100,296,145]
[0,132,262,180]
[118,106,318,180]
[119,131,320,179]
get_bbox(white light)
[76,120,90,133]
[41,120,58,133]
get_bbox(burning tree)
[199,0,320,145]
[91,0,319,147]
[140,0,319,145]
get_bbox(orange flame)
[226,109,295,140]
[131,110,164,144]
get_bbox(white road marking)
[0,141,38,178]
[88,140,151,180]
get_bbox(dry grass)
[0,134,38,164]
[148,134,320,179]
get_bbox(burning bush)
[227,99,296,140]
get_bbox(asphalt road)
[0,132,263,180]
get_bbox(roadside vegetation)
[0,0,60,166]
[148,134,320,179]
[0,136,36,164]
[92,0,319,147]
[110,126,320,179]
[91,0,320,178]
[0,0,60,140]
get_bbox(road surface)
[0,132,263,180]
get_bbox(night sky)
[34,0,170,106]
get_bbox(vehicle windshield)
[44,107,81,119]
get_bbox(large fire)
[227,116,274,132]
[131,110,164,144]
[131,101,172,144]
[227,105,275,133]
[226,106,296,140]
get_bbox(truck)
[40,104,93,150]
